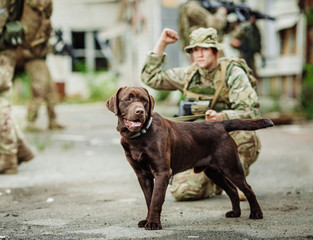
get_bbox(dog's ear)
[142,87,155,116]
[106,87,125,115]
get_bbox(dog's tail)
[220,118,274,132]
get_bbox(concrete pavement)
[0,103,313,239]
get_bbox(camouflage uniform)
[178,0,227,51]
[141,27,261,201]
[16,0,63,130]
[231,21,262,75]
[0,0,34,174]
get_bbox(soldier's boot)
[48,119,65,130]
[215,186,223,196]
[0,155,18,174]
[25,106,44,132]
[47,105,65,130]
[17,140,35,165]
[25,121,44,132]
[237,188,247,201]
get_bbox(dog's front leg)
[145,171,172,230]
[136,175,154,228]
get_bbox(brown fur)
[106,86,274,230]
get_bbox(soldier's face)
[190,47,218,70]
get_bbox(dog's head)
[106,86,155,133]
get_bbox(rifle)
[199,0,275,22]
[178,100,211,116]
[170,100,211,122]
[251,10,275,21]
[52,29,78,63]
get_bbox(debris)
[46,198,54,203]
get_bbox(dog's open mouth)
[124,118,143,132]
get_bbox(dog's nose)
[135,108,144,115]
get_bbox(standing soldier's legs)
[25,59,63,130]
[0,49,34,173]
[0,90,18,173]
[45,65,63,129]
[25,59,44,130]
[15,124,35,164]
[169,130,261,201]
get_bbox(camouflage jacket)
[0,0,19,32]
[231,21,261,55]
[19,0,53,58]
[141,52,261,120]
[0,0,52,57]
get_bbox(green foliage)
[28,133,52,152]
[12,73,32,104]
[306,7,313,26]
[74,60,88,72]
[85,71,119,102]
[12,65,119,104]
[155,91,171,101]
[301,64,313,119]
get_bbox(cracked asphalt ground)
[1,103,313,239]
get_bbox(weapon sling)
[169,63,227,122]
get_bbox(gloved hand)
[2,21,24,47]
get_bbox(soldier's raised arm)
[153,28,179,55]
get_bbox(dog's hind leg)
[204,167,241,218]
[227,176,263,219]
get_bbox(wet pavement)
[0,103,313,239]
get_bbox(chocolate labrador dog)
[106,86,273,230]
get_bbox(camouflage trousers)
[25,59,58,123]
[0,49,22,155]
[169,130,261,201]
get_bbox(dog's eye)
[140,97,148,104]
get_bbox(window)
[71,31,109,72]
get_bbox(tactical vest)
[19,0,52,57]
[183,57,257,114]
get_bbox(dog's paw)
[138,220,147,228]
[226,210,241,218]
[249,211,263,219]
[144,221,162,230]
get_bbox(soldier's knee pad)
[169,169,215,201]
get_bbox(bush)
[301,64,313,119]
[86,71,119,102]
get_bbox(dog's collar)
[129,117,153,139]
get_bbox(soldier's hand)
[230,38,241,48]
[160,28,179,45]
[153,28,179,55]
[205,110,223,122]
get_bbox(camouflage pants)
[25,59,58,123]
[0,49,20,155]
[169,130,261,201]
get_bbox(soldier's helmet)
[184,27,223,53]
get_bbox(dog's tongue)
[130,121,141,127]
[124,119,142,128]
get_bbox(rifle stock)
[53,29,78,63]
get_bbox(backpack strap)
[182,63,205,100]
[209,61,228,109]
[183,61,229,104]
